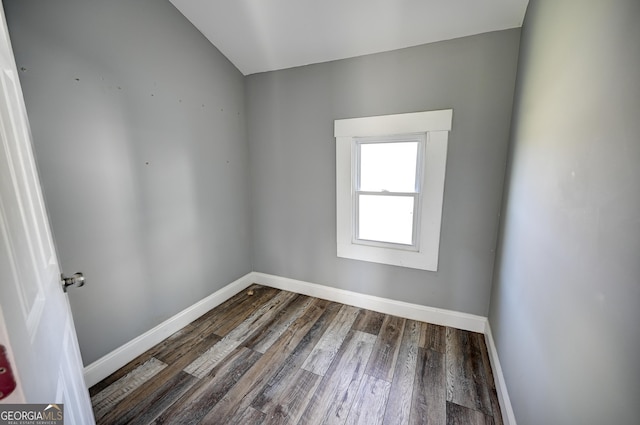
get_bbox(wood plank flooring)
[90,285,502,425]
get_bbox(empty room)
[0,0,638,424]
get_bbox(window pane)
[360,142,418,192]
[358,194,414,245]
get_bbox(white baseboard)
[484,322,517,425]
[83,272,255,387]
[253,272,515,424]
[251,272,487,333]
[83,270,515,425]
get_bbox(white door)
[0,2,95,424]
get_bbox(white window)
[335,109,452,271]
[354,133,424,250]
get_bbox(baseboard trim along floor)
[83,273,255,388]
[252,273,487,333]
[484,323,518,425]
[83,271,516,425]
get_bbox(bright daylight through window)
[335,110,452,271]
[355,135,424,248]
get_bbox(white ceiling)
[169,0,529,76]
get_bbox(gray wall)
[247,30,520,316]
[5,0,252,365]
[490,1,640,424]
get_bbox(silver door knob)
[61,272,85,292]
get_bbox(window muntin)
[353,134,425,249]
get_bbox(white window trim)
[335,109,452,271]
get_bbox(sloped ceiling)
[169,0,529,75]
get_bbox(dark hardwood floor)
[90,285,502,424]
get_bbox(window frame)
[352,133,426,251]
[335,109,452,271]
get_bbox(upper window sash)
[354,133,425,193]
